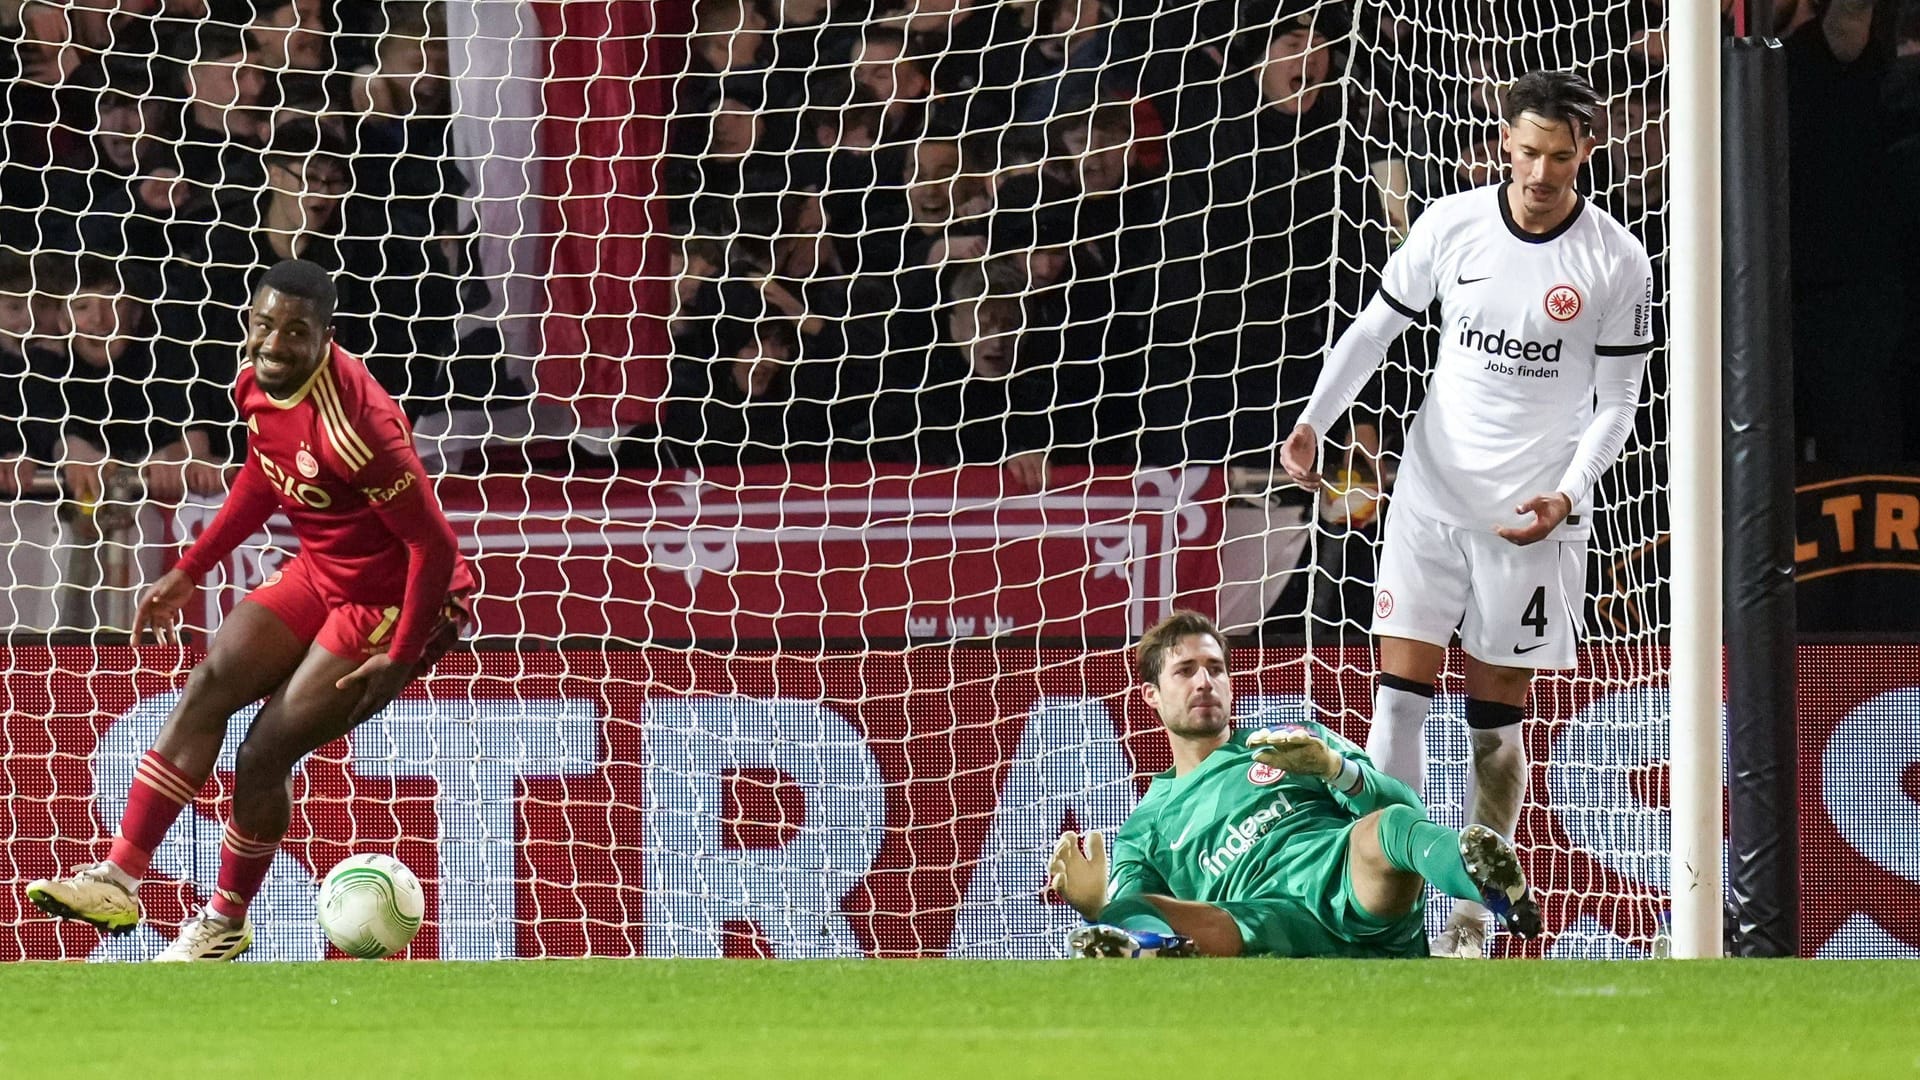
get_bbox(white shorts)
[1371,504,1585,670]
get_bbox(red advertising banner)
[1797,645,1920,957]
[1,644,1909,960]
[177,465,1226,644]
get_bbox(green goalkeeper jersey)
[1106,722,1426,907]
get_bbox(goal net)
[0,0,1672,960]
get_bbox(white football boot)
[1430,919,1489,958]
[154,910,254,962]
[25,862,142,934]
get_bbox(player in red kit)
[26,260,474,961]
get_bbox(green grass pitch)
[2,959,1914,1078]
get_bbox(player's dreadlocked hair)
[1503,69,1601,137]
[1136,611,1230,685]
[258,258,337,323]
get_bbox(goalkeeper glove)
[1248,727,1362,793]
[1048,830,1108,919]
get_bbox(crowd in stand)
[0,0,495,502]
[3,0,1917,516]
[652,0,1692,478]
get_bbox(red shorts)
[245,556,472,669]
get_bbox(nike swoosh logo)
[1457,274,1492,285]
[1168,820,1197,851]
[1513,642,1551,655]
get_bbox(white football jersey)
[1377,184,1655,539]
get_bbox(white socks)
[1367,675,1435,794]
[1454,717,1526,928]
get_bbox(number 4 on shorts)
[1521,585,1548,638]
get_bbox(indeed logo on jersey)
[1198,792,1296,877]
[1458,318,1563,379]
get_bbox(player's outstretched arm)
[171,456,278,584]
[1291,295,1416,488]
[139,458,279,645]
[129,568,196,645]
[1249,726,1424,816]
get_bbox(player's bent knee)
[160,665,244,738]
[231,734,296,787]
[1349,811,1393,870]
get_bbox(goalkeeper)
[1049,611,1540,958]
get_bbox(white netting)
[0,0,1672,960]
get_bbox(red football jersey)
[178,343,474,662]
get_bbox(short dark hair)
[187,22,253,64]
[265,117,351,168]
[1136,610,1230,685]
[257,259,337,321]
[1503,69,1601,137]
[75,255,127,294]
[0,251,32,292]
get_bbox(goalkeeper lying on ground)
[1049,611,1541,958]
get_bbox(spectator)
[248,0,329,73]
[10,0,83,87]
[875,262,1051,483]
[163,120,352,466]
[77,144,217,301]
[660,317,833,466]
[894,0,1032,134]
[851,26,932,144]
[34,68,168,253]
[766,193,853,362]
[1596,60,1668,262]
[799,86,899,272]
[680,0,771,115]
[845,135,988,371]
[39,257,200,506]
[1781,0,1905,463]
[167,21,272,196]
[0,252,66,494]
[768,0,862,106]
[1049,100,1169,463]
[1143,5,1387,466]
[347,0,460,238]
[1015,0,1115,125]
[63,0,169,57]
[1,1,92,250]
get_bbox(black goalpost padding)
[1722,15,1798,958]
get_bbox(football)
[315,854,425,959]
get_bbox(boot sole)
[1067,925,1136,958]
[1460,825,1543,939]
[25,886,139,936]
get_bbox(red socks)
[105,749,282,921]
[107,751,203,879]
[210,823,278,921]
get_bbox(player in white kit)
[1281,70,1655,957]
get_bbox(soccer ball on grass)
[316,853,425,959]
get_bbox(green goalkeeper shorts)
[1219,822,1429,959]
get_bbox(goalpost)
[0,0,1727,959]
[1666,0,1725,961]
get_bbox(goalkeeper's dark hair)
[1503,69,1601,137]
[1136,611,1231,685]
[258,259,337,323]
